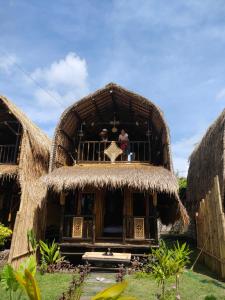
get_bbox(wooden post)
[59,193,65,241]
[92,214,96,244]
[146,193,150,239]
[123,216,126,244]
[153,192,158,242]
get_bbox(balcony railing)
[63,215,95,241]
[0,145,18,164]
[77,141,150,163]
[62,214,157,243]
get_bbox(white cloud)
[216,88,225,101]
[0,54,17,73]
[172,132,203,177]
[30,52,89,109]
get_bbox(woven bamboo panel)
[196,176,225,279]
[134,217,145,240]
[72,217,83,238]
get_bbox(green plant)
[172,241,191,291]
[151,241,175,299]
[0,255,41,300]
[0,223,12,246]
[178,177,187,200]
[39,240,64,270]
[92,281,137,300]
[27,229,39,255]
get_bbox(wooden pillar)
[123,188,127,244]
[92,214,96,244]
[153,192,158,242]
[59,193,65,241]
[145,193,150,240]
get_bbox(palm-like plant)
[151,241,175,299]
[39,240,64,269]
[172,241,191,291]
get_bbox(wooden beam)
[110,90,119,120]
[4,121,19,135]
[60,129,74,145]
[92,98,104,122]
[72,110,82,123]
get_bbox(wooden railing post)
[59,193,65,242]
[92,214,96,244]
[123,216,126,244]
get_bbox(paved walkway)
[80,272,116,300]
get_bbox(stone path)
[80,272,116,300]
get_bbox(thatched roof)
[0,96,51,266]
[44,163,178,193]
[0,164,18,180]
[50,83,173,172]
[0,96,51,181]
[187,109,225,226]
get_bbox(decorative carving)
[72,217,83,238]
[104,141,123,163]
[134,218,145,240]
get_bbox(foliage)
[178,178,187,200]
[0,223,12,246]
[150,240,191,299]
[151,241,175,299]
[0,255,41,300]
[1,264,19,293]
[15,269,41,300]
[39,240,64,272]
[92,281,137,300]
[172,241,191,291]
[27,229,39,254]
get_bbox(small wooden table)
[82,252,131,265]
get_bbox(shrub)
[0,223,12,247]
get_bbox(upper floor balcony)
[76,140,151,163]
[0,144,18,164]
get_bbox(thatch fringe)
[0,165,18,181]
[44,164,178,193]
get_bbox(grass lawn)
[0,272,74,300]
[124,270,225,300]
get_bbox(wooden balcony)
[77,141,150,163]
[0,145,18,164]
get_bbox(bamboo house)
[44,83,188,256]
[187,109,225,237]
[0,96,51,266]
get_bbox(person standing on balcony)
[99,128,108,142]
[118,129,129,157]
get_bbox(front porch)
[46,185,159,254]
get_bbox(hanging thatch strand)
[0,96,51,267]
[0,165,18,181]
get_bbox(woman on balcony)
[118,129,129,158]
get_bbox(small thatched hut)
[187,109,225,237]
[0,96,51,266]
[44,83,188,256]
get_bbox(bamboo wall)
[196,176,225,279]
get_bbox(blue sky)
[1,0,225,175]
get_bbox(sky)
[1,0,225,176]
